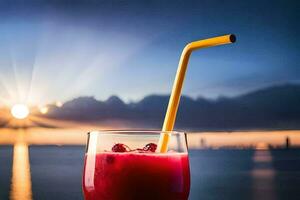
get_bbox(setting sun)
[11,104,30,119]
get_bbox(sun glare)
[40,106,48,114]
[11,104,30,119]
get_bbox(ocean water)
[0,146,13,200]
[1,146,300,200]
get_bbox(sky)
[0,0,298,106]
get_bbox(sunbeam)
[0,22,38,106]
[0,15,165,108]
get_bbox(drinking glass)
[82,130,190,200]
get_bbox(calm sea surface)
[1,128,300,200]
[0,146,300,199]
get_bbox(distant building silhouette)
[286,136,291,149]
[200,138,207,149]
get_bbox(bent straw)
[158,34,236,153]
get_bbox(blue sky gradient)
[0,0,298,106]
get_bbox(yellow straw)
[158,34,236,153]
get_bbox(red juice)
[83,152,190,200]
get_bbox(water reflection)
[10,130,32,200]
[252,150,276,200]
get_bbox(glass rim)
[87,130,185,136]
